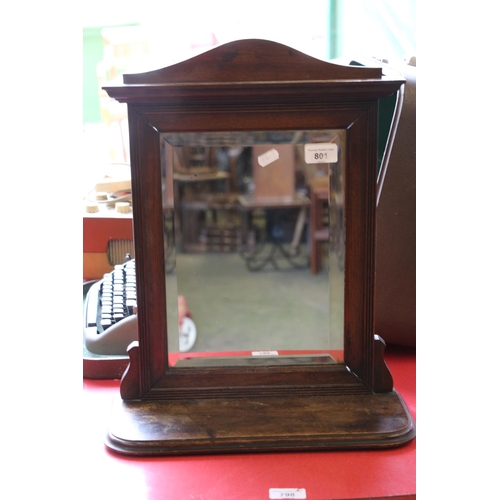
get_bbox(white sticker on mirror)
[304,143,338,164]
[258,148,280,167]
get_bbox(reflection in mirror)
[160,130,345,368]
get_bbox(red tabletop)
[82,346,416,500]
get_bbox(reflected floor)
[166,251,342,354]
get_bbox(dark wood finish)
[103,39,413,455]
[121,38,382,85]
[106,391,413,455]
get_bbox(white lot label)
[252,351,279,356]
[258,148,280,167]
[304,143,338,164]
[269,488,306,499]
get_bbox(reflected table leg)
[163,209,176,274]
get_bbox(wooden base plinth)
[105,391,415,456]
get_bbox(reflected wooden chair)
[309,177,329,275]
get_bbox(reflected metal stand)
[238,193,310,271]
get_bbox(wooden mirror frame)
[103,39,415,455]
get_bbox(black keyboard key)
[94,258,138,335]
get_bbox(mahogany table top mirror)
[103,38,415,455]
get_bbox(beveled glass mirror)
[161,129,345,366]
[103,39,415,455]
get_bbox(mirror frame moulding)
[102,39,415,455]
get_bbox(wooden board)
[252,144,295,200]
[106,391,415,456]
